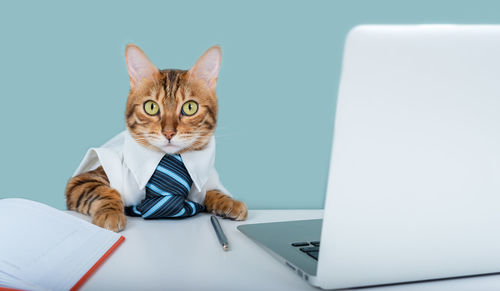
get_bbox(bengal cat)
[65,44,248,232]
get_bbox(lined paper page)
[0,198,122,291]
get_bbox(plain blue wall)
[0,0,499,210]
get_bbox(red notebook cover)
[71,235,125,291]
[0,236,125,291]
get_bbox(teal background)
[0,0,499,210]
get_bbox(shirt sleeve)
[72,147,125,196]
[205,166,231,197]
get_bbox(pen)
[211,215,229,251]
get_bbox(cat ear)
[125,44,160,90]
[188,46,221,91]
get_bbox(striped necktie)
[125,154,206,219]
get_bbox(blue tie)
[125,154,206,219]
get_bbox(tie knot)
[125,154,205,219]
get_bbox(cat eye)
[181,101,198,116]
[144,100,159,115]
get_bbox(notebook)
[0,198,124,291]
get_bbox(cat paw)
[205,191,248,221]
[224,200,248,221]
[92,209,127,232]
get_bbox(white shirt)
[73,130,230,207]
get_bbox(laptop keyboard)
[291,241,320,260]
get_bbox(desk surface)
[70,210,500,291]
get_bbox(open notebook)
[0,198,124,291]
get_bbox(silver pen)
[211,215,229,251]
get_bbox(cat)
[65,44,248,232]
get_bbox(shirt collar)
[123,131,215,192]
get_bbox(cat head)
[124,44,221,154]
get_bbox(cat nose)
[163,130,177,141]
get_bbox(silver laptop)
[238,25,500,289]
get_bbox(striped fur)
[65,45,247,232]
[65,166,126,231]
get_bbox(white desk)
[70,210,500,291]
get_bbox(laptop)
[237,25,500,289]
